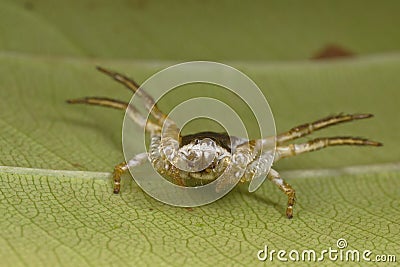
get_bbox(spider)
[67,66,382,219]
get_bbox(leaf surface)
[1,1,399,266]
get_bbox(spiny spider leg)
[67,97,158,193]
[96,66,181,150]
[215,140,262,192]
[68,67,182,193]
[67,97,128,110]
[243,135,381,217]
[274,136,382,162]
[239,148,295,218]
[267,168,295,219]
[276,113,373,144]
[67,97,161,133]
[112,152,148,194]
[96,66,167,125]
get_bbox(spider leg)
[276,113,374,144]
[241,150,273,182]
[216,141,261,191]
[268,168,296,219]
[240,151,295,218]
[96,67,181,149]
[274,136,382,162]
[67,97,161,133]
[96,66,167,125]
[67,97,128,110]
[112,152,148,194]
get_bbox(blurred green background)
[0,1,399,266]
[2,0,400,60]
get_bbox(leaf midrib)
[1,162,399,181]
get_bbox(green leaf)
[1,1,399,266]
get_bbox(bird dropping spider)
[68,67,382,218]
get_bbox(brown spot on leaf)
[312,44,355,60]
[71,163,85,169]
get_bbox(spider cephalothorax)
[150,133,232,186]
[68,66,382,219]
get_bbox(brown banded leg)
[276,113,374,144]
[97,67,180,158]
[268,168,295,219]
[112,161,128,194]
[67,97,128,110]
[274,136,382,162]
[96,66,167,125]
[67,97,161,133]
[96,66,181,148]
[216,141,261,192]
[112,152,148,194]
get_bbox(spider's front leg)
[96,66,167,125]
[276,113,373,144]
[67,66,169,193]
[274,136,382,162]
